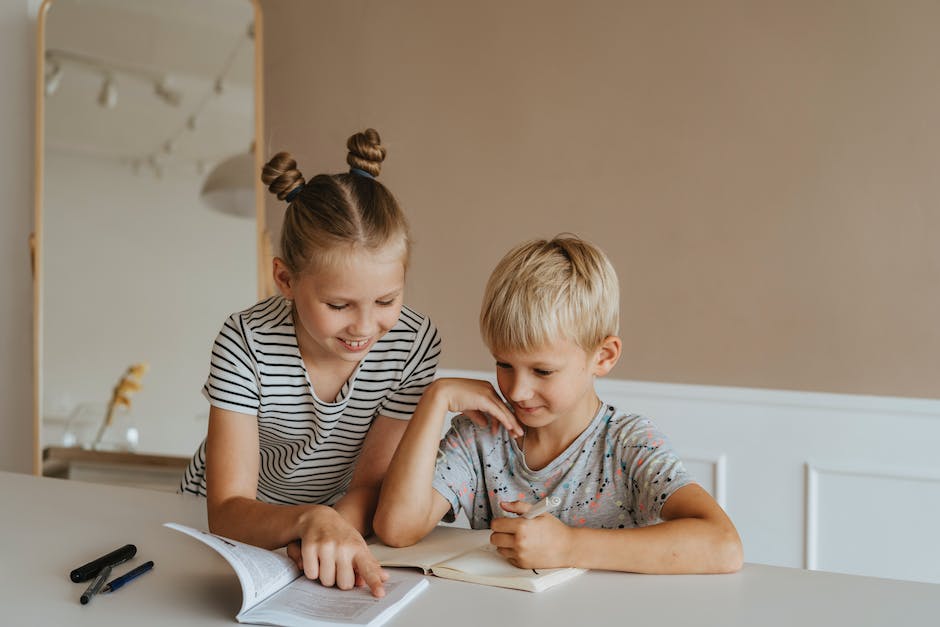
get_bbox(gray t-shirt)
[432,403,694,529]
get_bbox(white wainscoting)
[438,369,940,584]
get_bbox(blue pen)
[103,561,154,593]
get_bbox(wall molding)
[437,370,940,580]
[804,462,940,571]
[684,453,728,508]
[438,369,940,419]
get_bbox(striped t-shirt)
[180,296,441,504]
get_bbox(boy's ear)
[592,335,622,376]
[272,258,295,300]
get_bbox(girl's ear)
[591,335,622,377]
[272,258,295,300]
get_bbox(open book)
[369,526,585,593]
[165,523,428,627]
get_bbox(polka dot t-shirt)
[432,403,694,529]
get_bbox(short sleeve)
[618,417,694,524]
[201,314,261,415]
[378,317,442,419]
[431,416,481,522]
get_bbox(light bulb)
[97,75,117,109]
[45,61,63,96]
[154,77,182,107]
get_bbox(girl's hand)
[290,506,390,597]
[489,500,575,569]
[430,378,523,437]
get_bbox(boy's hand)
[489,500,575,569]
[430,378,523,437]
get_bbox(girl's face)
[275,246,406,366]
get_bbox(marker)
[524,495,562,519]
[80,565,112,605]
[70,544,137,583]
[104,560,154,593]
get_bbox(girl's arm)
[490,484,743,574]
[205,406,388,596]
[374,378,523,547]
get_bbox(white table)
[1,471,938,626]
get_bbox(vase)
[92,403,140,452]
[62,401,139,452]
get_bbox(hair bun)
[346,128,386,177]
[262,152,306,201]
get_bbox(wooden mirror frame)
[31,0,268,475]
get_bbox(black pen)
[70,544,137,582]
[104,561,154,593]
[80,565,112,605]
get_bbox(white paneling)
[438,369,940,582]
[806,464,940,584]
[682,454,727,508]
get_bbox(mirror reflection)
[40,0,258,468]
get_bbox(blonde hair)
[261,128,410,274]
[480,236,620,353]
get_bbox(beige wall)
[261,0,940,399]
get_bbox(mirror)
[34,0,265,473]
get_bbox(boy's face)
[492,338,607,430]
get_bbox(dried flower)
[92,363,149,449]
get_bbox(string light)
[45,20,253,180]
[153,77,182,107]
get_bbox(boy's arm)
[491,484,743,574]
[374,378,522,547]
[333,415,409,537]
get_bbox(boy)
[374,236,742,574]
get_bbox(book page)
[369,526,491,572]
[432,544,586,592]
[242,571,429,627]
[165,522,300,614]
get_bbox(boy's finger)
[490,514,521,533]
[499,500,532,515]
[489,531,515,547]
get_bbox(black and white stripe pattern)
[180,296,441,504]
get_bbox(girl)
[181,129,441,598]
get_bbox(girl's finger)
[301,546,320,582]
[462,409,490,429]
[483,397,523,435]
[316,545,336,587]
[286,541,304,569]
[335,557,357,590]
[354,554,388,598]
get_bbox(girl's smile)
[338,337,373,352]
